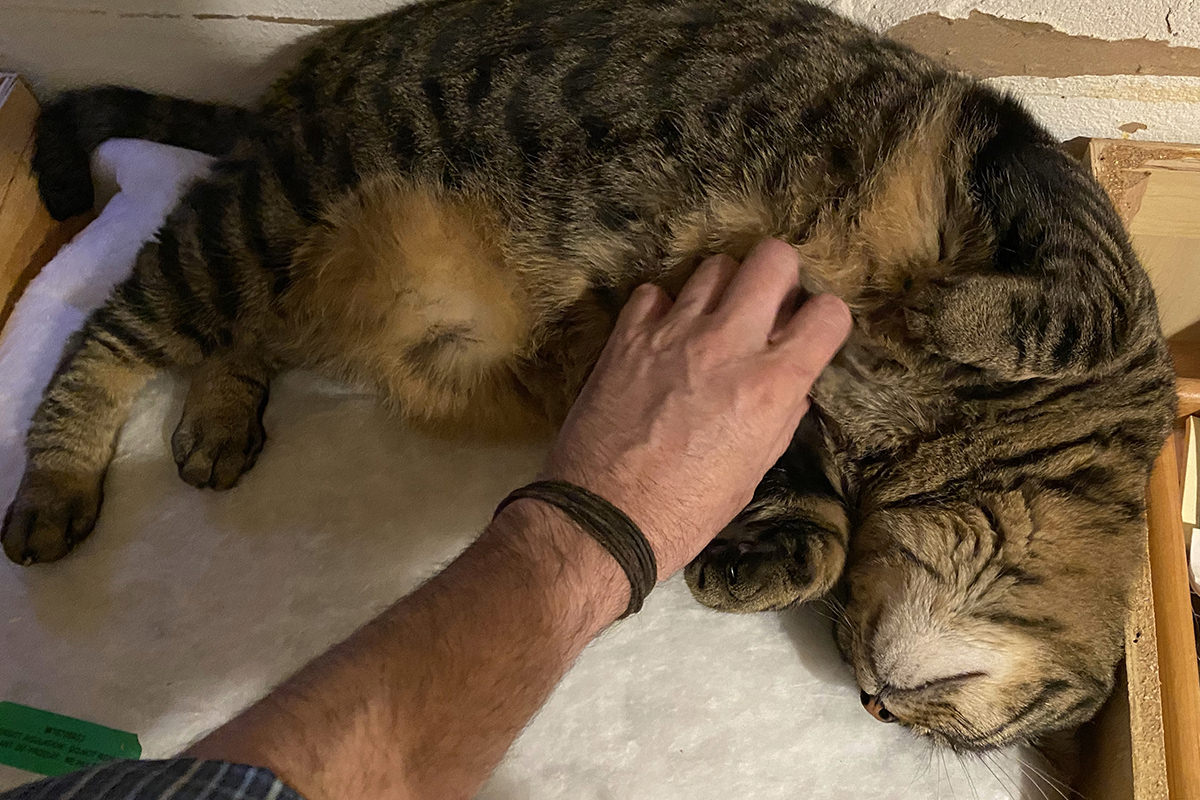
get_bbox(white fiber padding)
[0,141,1046,799]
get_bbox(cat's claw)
[685,529,842,613]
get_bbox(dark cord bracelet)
[494,480,658,618]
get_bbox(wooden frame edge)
[0,73,93,335]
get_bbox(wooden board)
[1077,559,1166,800]
[1083,139,1200,800]
[1174,322,1200,419]
[1088,140,1200,339]
[0,73,90,332]
[1145,437,1200,800]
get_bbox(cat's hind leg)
[2,283,183,564]
[3,163,280,563]
[685,414,849,612]
[285,174,544,435]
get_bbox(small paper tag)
[1185,418,1200,594]
[0,702,140,777]
[1182,417,1197,527]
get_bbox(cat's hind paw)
[172,409,266,490]
[2,468,102,565]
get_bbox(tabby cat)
[3,0,1176,752]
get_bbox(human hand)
[543,239,852,579]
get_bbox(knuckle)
[740,371,779,404]
[787,360,821,386]
[693,317,735,346]
[771,354,818,386]
[748,238,800,271]
[679,340,711,369]
[632,282,662,300]
[686,327,730,361]
[647,327,672,350]
[702,253,739,272]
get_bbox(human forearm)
[185,241,851,800]
[187,501,626,800]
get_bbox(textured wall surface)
[4,0,1200,142]
[833,0,1199,45]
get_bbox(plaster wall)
[3,1,1200,142]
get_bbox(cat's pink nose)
[860,691,897,723]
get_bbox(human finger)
[771,293,853,381]
[713,239,802,341]
[667,254,740,320]
[614,282,673,333]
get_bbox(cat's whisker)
[913,740,936,789]
[822,594,849,617]
[1025,752,1077,797]
[990,751,1033,800]
[973,752,1018,800]
[909,737,937,794]
[1016,759,1067,797]
[950,708,994,749]
[944,751,961,800]
[955,751,981,800]
[931,748,940,800]
[1012,759,1052,800]
[803,605,842,625]
[1012,753,1074,800]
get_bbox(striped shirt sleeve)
[0,760,306,800]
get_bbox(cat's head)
[834,489,1138,750]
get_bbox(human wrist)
[541,458,692,581]
[484,499,630,634]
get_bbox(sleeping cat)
[3,0,1175,752]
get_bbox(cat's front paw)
[904,279,1025,374]
[2,468,103,565]
[684,525,844,613]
